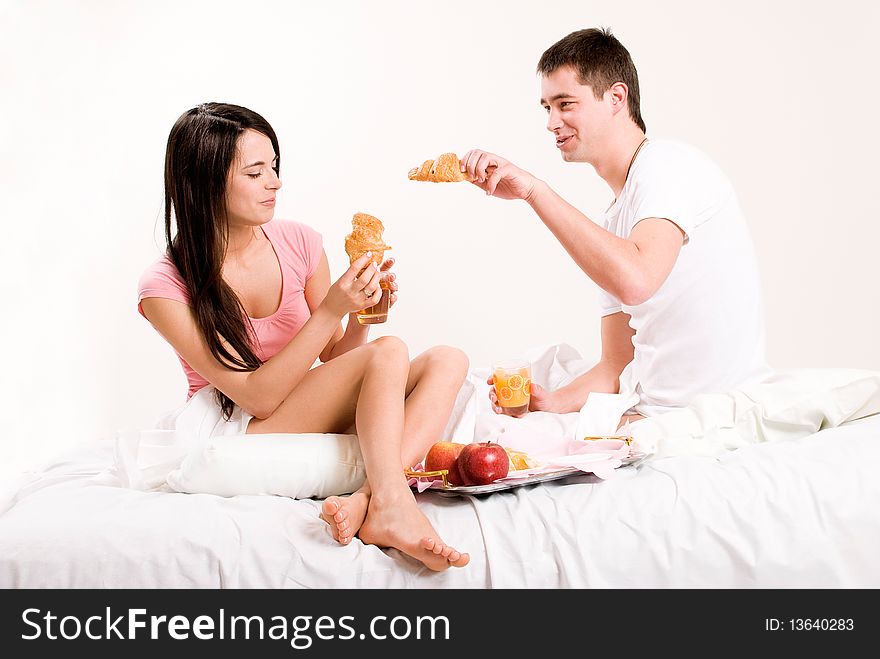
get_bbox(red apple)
[457,441,510,486]
[424,441,466,486]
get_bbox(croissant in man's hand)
[408,152,473,183]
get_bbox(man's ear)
[608,82,629,116]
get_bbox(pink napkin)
[498,439,630,481]
[540,453,623,480]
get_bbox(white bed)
[2,345,879,588]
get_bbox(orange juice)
[356,278,390,325]
[493,361,531,416]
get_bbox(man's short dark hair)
[537,27,646,133]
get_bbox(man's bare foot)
[320,490,370,545]
[359,491,469,571]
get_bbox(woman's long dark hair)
[164,103,281,419]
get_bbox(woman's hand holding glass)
[322,252,397,317]
[323,252,383,317]
[379,257,398,308]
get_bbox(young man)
[463,28,767,430]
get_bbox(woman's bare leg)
[399,345,470,468]
[324,344,469,542]
[248,337,469,570]
[311,344,467,545]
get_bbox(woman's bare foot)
[358,490,469,571]
[320,490,370,545]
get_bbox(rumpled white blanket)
[628,367,880,458]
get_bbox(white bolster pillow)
[166,433,365,500]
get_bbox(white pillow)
[166,433,365,499]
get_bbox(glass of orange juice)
[492,359,531,416]
[356,272,391,325]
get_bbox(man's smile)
[556,134,573,148]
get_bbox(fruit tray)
[407,454,639,497]
[415,467,589,497]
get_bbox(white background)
[1,0,878,484]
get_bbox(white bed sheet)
[2,413,878,588]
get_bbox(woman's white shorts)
[157,385,253,441]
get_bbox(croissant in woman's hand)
[344,212,391,268]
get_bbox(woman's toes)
[439,544,461,562]
[423,538,447,556]
[322,497,341,518]
[420,537,464,563]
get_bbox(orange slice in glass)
[507,374,524,391]
[499,386,513,401]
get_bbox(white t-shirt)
[598,139,768,418]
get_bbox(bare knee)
[370,335,410,365]
[422,345,469,380]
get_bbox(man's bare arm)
[460,150,685,305]
[546,311,635,413]
[526,181,685,305]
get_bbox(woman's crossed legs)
[248,336,470,571]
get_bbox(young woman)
[138,102,469,571]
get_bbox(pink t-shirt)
[138,220,324,400]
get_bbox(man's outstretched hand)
[461,149,539,201]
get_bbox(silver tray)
[425,468,588,497]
